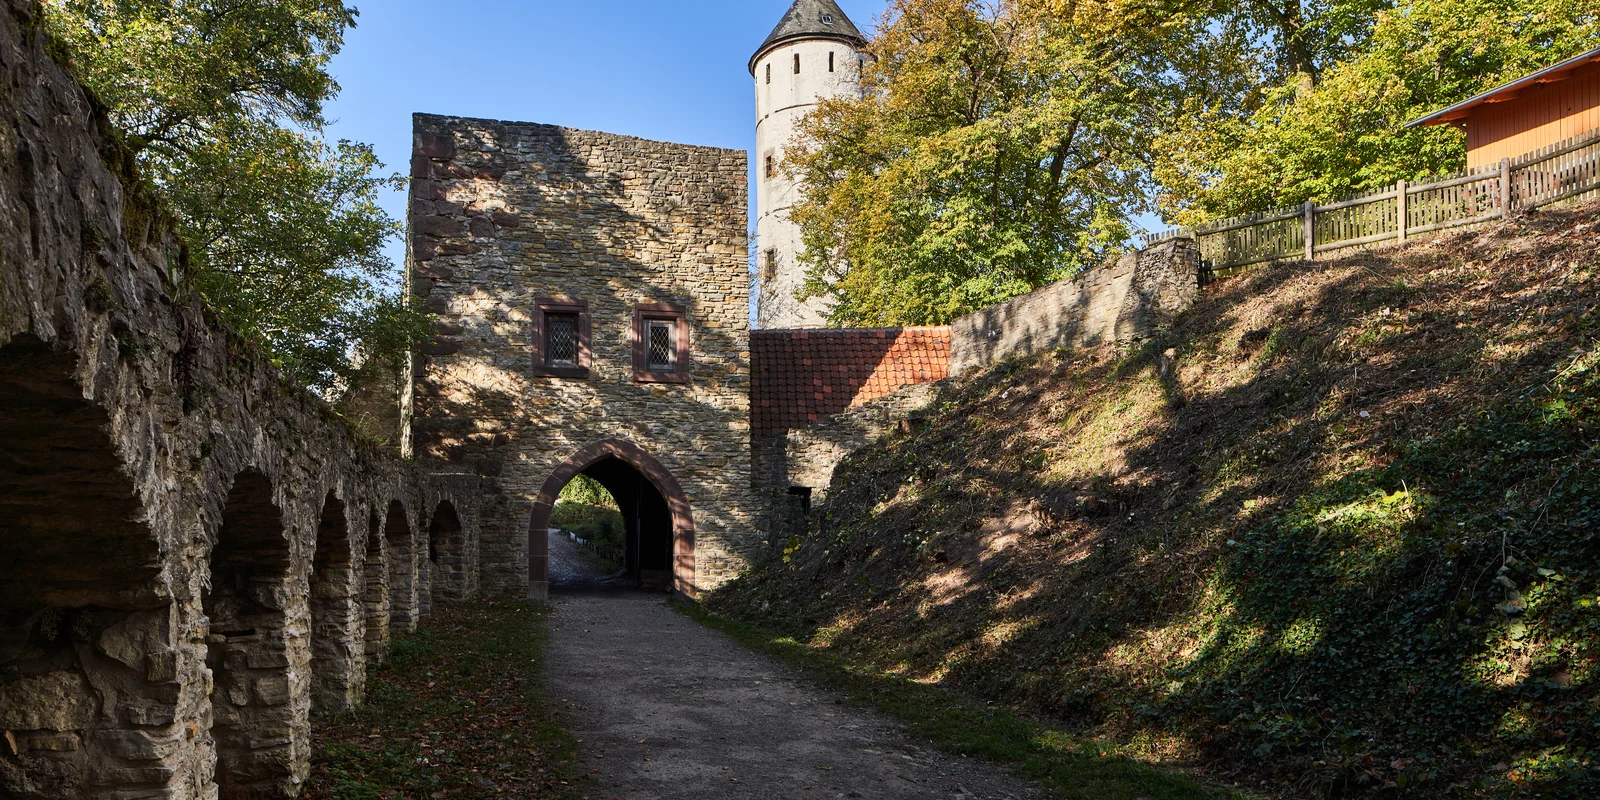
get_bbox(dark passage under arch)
[0,335,169,798]
[528,440,694,598]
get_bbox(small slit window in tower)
[766,63,771,84]
[546,314,579,366]
[763,248,778,280]
[794,53,801,74]
[646,320,676,371]
[829,52,835,72]
[765,154,776,179]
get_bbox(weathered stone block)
[0,672,98,731]
[252,675,290,707]
[414,216,467,239]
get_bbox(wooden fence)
[1146,127,1600,279]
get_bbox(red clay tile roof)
[751,327,952,437]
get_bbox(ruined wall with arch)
[0,4,485,797]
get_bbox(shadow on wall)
[407,118,756,600]
[206,469,300,798]
[0,336,168,798]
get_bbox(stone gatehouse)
[403,113,1202,602]
[406,115,758,600]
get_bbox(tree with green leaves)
[787,0,1174,327]
[43,0,426,389]
[1154,0,1600,222]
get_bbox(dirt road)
[544,592,1039,800]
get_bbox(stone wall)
[0,5,482,797]
[756,381,944,544]
[950,237,1201,375]
[748,327,950,543]
[406,114,756,600]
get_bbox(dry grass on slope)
[712,203,1600,798]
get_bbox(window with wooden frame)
[531,298,590,379]
[632,304,690,384]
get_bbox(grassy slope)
[679,601,1244,800]
[711,205,1600,798]
[303,604,580,800]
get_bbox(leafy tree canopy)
[43,0,426,389]
[787,0,1600,325]
[1157,0,1600,223]
[788,0,1175,326]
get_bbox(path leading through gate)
[544,592,1038,800]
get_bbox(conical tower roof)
[749,0,867,74]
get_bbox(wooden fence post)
[1303,200,1315,262]
[1501,158,1513,218]
[1396,180,1408,243]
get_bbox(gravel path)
[544,592,1040,800]
[547,529,613,585]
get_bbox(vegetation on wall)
[42,0,427,389]
[715,204,1600,796]
[788,0,1600,325]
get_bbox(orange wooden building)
[1410,48,1600,169]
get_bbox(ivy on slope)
[713,205,1600,797]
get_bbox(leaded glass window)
[547,314,579,366]
[646,320,675,371]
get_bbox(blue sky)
[322,0,889,269]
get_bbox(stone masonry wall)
[0,5,482,797]
[748,327,951,544]
[754,382,943,546]
[406,114,756,599]
[950,237,1201,375]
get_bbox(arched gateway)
[528,440,696,600]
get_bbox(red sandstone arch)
[528,439,696,597]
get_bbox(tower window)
[829,52,835,72]
[763,248,778,281]
[766,63,771,84]
[765,153,776,180]
[794,53,801,74]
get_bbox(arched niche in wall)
[428,501,465,604]
[205,469,303,799]
[362,509,389,664]
[0,335,173,797]
[383,501,417,637]
[309,492,361,713]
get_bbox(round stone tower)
[751,0,867,330]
